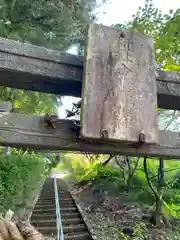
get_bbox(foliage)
[166,230,180,240]
[0,88,59,114]
[55,153,106,175]
[133,223,148,240]
[111,1,180,226]
[119,232,129,240]
[0,0,104,51]
[58,152,180,222]
[0,0,106,114]
[113,0,180,68]
[119,223,148,239]
[0,151,46,214]
[113,0,180,129]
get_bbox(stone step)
[37,224,86,236]
[35,199,74,206]
[33,207,77,214]
[36,198,73,204]
[31,214,56,221]
[61,207,77,212]
[32,208,56,214]
[37,226,56,236]
[34,203,76,210]
[63,225,87,234]
[60,197,74,201]
[32,217,84,228]
[61,212,82,219]
[60,194,72,197]
[31,212,81,222]
[31,219,56,228]
[62,218,84,226]
[60,198,73,201]
[37,197,55,201]
[59,191,71,194]
[60,199,74,204]
[64,232,92,240]
[38,195,71,201]
[60,203,76,208]
[30,178,93,240]
[34,204,55,209]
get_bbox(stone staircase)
[30,178,92,240]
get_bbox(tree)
[0,0,105,51]
[69,0,180,122]
[113,0,180,69]
[0,0,106,114]
[0,87,59,114]
[113,0,180,226]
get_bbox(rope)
[54,178,64,240]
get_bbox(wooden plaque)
[81,24,158,144]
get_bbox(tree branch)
[126,156,132,179]
[114,155,124,169]
[102,154,115,166]
[131,157,140,177]
[143,157,159,200]
[149,166,180,180]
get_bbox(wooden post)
[81,24,158,144]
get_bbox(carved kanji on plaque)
[81,24,158,144]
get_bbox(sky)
[59,0,180,119]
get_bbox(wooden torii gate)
[0,23,180,158]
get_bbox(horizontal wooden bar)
[0,37,83,97]
[0,37,180,109]
[156,70,180,83]
[0,112,180,158]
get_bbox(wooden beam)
[157,81,180,110]
[156,70,180,83]
[0,37,83,97]
[0,37,180,109]
[0,112,180,158]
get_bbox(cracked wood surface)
[0,113,180,158]
[81,24,158,144]
[0,35,179,109]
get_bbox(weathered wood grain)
[0,37,83,66]
[157,81,180,110]
[0,113,180,158]
[81,24,158,144]
[0,35,179,109]
[156,70,180,83]
[0,37,83,97]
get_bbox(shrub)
[0,151,46,214]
